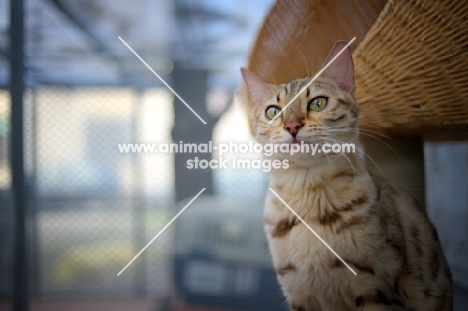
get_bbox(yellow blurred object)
[53,244,133,286]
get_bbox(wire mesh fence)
[0,85,269,302]
[1,0,275,307]
[24,87,176,297]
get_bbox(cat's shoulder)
[368,171,427,220]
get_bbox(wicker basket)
[244,0,468,137]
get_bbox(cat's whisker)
[316,141,360,188]
[323,124,388,137]
[355,149,385,178]
[322,120,389,139]
[325,107,388,135]
[358,113,390,134]
[321,128,402,160]
[321,136,385,178]
[325,109,367,126]
[321,127,391,142]
[324,150,332,168]
[337,152,358,177]
[358,122,386,134]
[358,129,390,140]
[267,67,278,88]
[332,114,361,125]
[357,134,403,161]
[323,128,385,143]
[296,46,310,79]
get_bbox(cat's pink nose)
[284,121,302,137]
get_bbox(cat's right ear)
[241,68,273,109]
[321,41,355,95]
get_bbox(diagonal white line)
[118,36,207,125]
[117,188,206,276]
[268,188,357,275]
[268,37,356,124]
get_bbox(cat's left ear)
[241,68,274,109]
[320,41,355,95]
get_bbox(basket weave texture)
[245,0,468,136]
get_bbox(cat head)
[241,41,359,165]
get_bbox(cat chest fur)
[264,168,382,309]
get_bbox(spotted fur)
[241,41,453,310]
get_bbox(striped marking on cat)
[317,195,370,230]
[268,188,357,275]
[332,257,375,275]
[275,263,297,276]
[318,210,342,225]
[306,182,324,193]
[433,282,452,311]
[429,249,439,280]
[386,237,405,259]
[355,289,405,308]
[330,169,356,179]
[337,98,359,117]
[411,226,423,257]
[272,217,299,237]
[434,294,449,311]
[339,195,368,211]
[335,214,372,233]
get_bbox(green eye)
[265,106,282,120]
[308,97,328,112]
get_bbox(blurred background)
[1,0,280,310]
[0,0,467,311]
